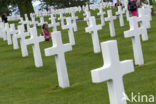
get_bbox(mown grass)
[0,7,156,104]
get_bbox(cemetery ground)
[0,7,156,104]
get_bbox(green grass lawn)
[0,8,156,104]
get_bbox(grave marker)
[44,31,72,88]
[62,17,75,45]
[91,40,134,104]
[5,23,12,45]
[16,25,29,57]
[25,27,44,67]
[0,22,6,41]
[105,10,117,37]
[10,24,19,50]
[116,6,125,27]
[38,16,48,26]
[138,8,151,29]
[97,6,106,26]
[71,11,78,31]
[85,16,102,53]
[124,17,147,65]
[49,17,60,32]
[84,10,91,25]
[58,13,66,26]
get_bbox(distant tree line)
[0,0,97,19]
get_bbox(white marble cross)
[124,17,147,65]
[19,16,29,32]
[24,14,29,22]
[30,13,35,20]
[97,6,106,26]
[125,9,130,21]
[30,16,38,27]
[138,8,151,29]
[146,5,152,21]
[91,40,134,104]
[24,14,31,28]
[0,22,7,41]
[19,16,29,31]
[5,23,12,45]
[123,0,130,21]
[44,31,72,88]
[85,16,102,53]
[71,11,78,31]
[16,25,29,57]
[24,27,44,67]
[105,10,117,37]
[49,17,60,32]
[10,24,19,50]
[38,16,48,26]
[0,23,3,38]
[84,10,91,26]
[19,17,25,25]
[116,6,125,27]
[62,17,75,45]
[58,13,66,26]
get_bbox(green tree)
[0,0,10,15]
[40,0,89,8]
[0,0,34,19]
[15,0,34,19]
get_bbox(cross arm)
[62,25,69,30]
[45,47,58,56]
[120,60,134,76]
[63,43,72,52]
[85,26,92,33]
[91,66,112,83]
[105,17,109,21]
[24,32,30,37]
[84,17,89,21]
[71,17,78,20]
[140,28,148,41]
[24,39,34,45]
[113,16,117,20]
[124,30,135,38]
[116,12,119,15]
[97,25,102,30]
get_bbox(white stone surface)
[97,6,106,26]
[5,23,12,45]
[38,16,48,26]
[125,10,130,21]
[30,16,38,27]
[49,17,60,32]
[116,6,125,27]
[91,40,134,104]
[105,10,117,37]
[124,17,147,65]
[10,24,19,50]
[16,25,29,57]
[44,31,72,88]
[145,5,152,21]
[84,10,91,26]
[123,0,130,21]
[25,27,44,67]
[24,14,29,22]
[0,22,6,41]
[62,17,75,45]
[71,11,78,31]
[58,13,66,26]
[20,16,30,32]
[85,16,102,53]
[138,8,151,29]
